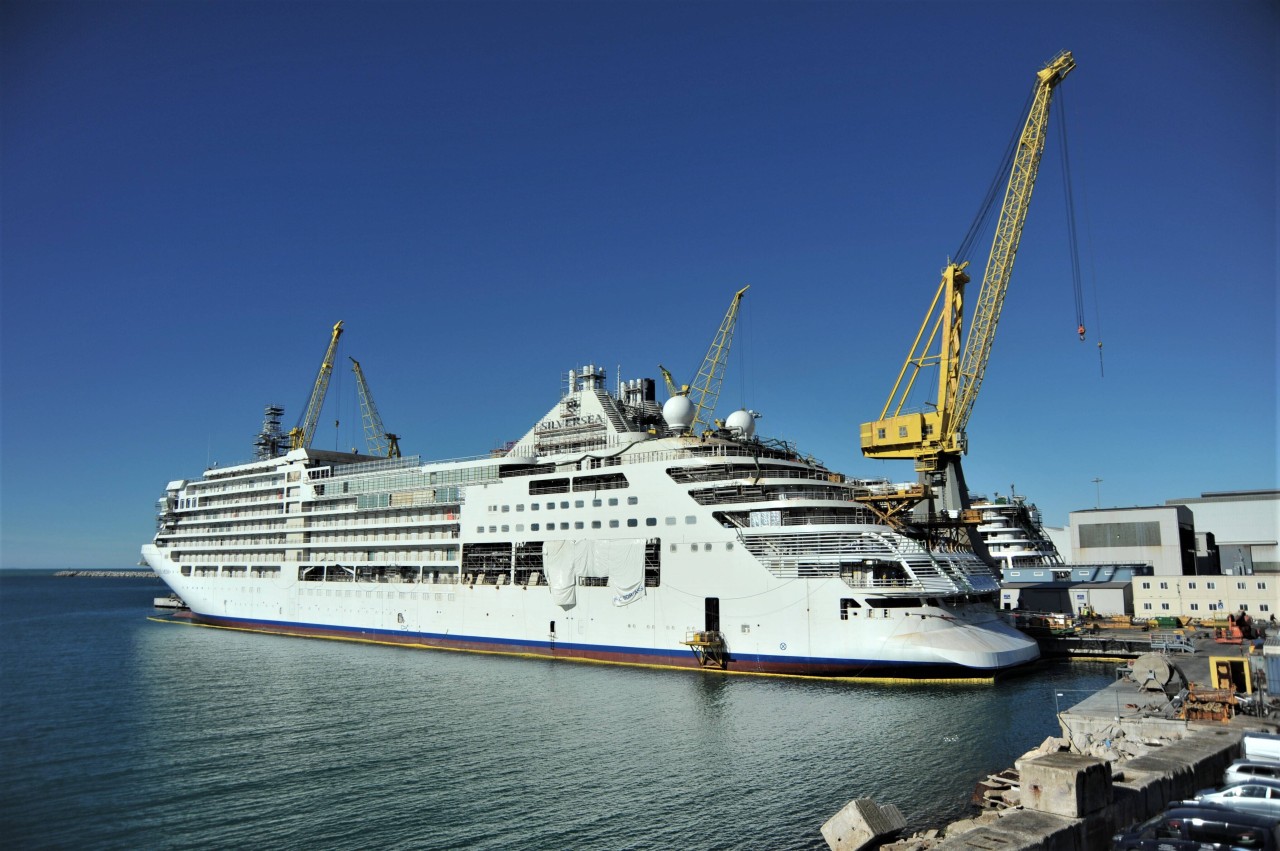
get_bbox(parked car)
[1227,760,1280,786]
[1111,802,1280,850]
[1195,780,1280,816]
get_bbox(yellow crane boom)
[289,320,344,450]
[861,52,1074,475]
[350,357,401,458]
[688,285,749,431]
[657,364,688,398]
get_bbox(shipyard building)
[1026,489,1278,620]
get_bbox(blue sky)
[2,0,1275,569]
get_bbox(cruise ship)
[142,362,1040,679]
[972,492,1065,577]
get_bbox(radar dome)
[725,409,756,438]
[662,395,695,433]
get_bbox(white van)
[1244,733,1280,763]
[1226,760,1280,786]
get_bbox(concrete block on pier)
[928,808,1097,850]
[1017,752,1111,818]
[1113,729,1241,824]
[821,798,907,851]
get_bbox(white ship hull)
[143,365,1039,679]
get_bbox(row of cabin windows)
[1141,580,1268,590]
[1142,602,1272,612]
[492,496,639,513]
[480,516,697,534]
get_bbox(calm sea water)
[0,571,1114,849]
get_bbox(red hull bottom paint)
[167,612,1022,683]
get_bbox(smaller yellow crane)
[350,357,401,458]
[657,364,688,398]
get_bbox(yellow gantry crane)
[289,320,344,450]
[688,285,749,432]
[860,52,1075,518]
[350,357,401,458]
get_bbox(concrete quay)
[825,637,1278,851]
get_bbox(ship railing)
[690,489,853,507]
[668,466,841,485]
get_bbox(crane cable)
[953,89,1034,264]
[1056,88,1106,377]
[1056,88,1088,343]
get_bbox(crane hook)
[1077,323,1086,341]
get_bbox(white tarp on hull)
[544,539,645,609]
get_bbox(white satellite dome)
[662,395,695,433]
[725,409,756,438]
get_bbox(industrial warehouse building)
[1018,489,1278,620]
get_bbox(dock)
[825,635,1278,850]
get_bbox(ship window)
[574,521,584,529]
[1188,581,1197,589]
[1237,582,1247,589]
[704,543,712,551]
[608,498,618,506]
[1260,582,1268,590]
[488,526,496,533]
[627,496,638,505]
[560,501,569,509]
[1141,582,1150,589]
[560,522,569,530]
[529,478,570,496]
[516,524,524,532]
[1190,603,1199,611]
[591,521,601,529]
[501,525,509,533]
[592,499,602,507]
[840,598,860,620]
[180,565,192,576]
[865,597,922,608]
[1142,603,1152,610]
[726,543,733,550]
[671,544,678,552]
[627,519,638,528]
[609,520,619,528]
[501,505,509,513]
[531,523,540,531]
[531,503,539,511]
[573,473,629,491]
[575,500,584,508]
[645,518,657,526]
[516,504,524,512]
[1161,603,1170,610]
[476,527,484,533]
[685,516,696,524]
[665,517,676,526]
[1159,582,1168,589]
[1207,581,1216,589]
